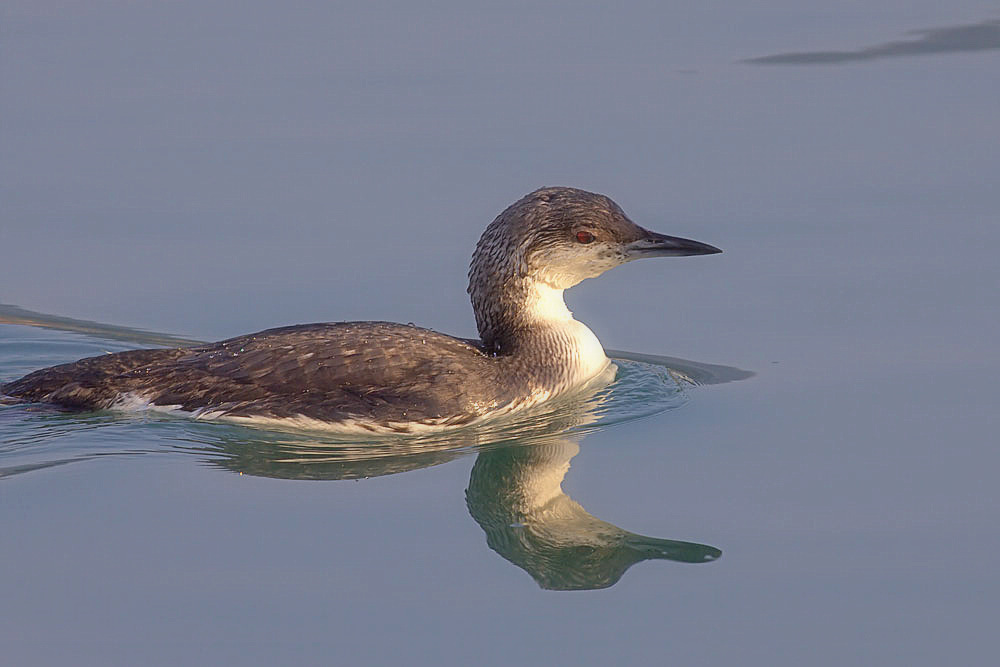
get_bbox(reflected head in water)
[196,421,722,591]
[185,355,734,591]
[466,438,720,591]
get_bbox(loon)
[2,187,720,432]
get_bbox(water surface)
[2,2,998,665]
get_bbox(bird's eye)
[576,231,595,244]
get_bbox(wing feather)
[4,322,504,424]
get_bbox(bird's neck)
[472,277,610,387]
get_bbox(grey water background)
[2,1,999,665]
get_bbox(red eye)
[576,231,595,244]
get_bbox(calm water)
[2,2,998,665]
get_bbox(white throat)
[523,281,610,383]
[523,281,575,324]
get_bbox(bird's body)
[2,187,720,431]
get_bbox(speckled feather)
[2,322,506,426]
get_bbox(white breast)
[556,318,610,384]
[525,281,610,386]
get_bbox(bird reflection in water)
[466,437,720,590]
[189,353,748,591]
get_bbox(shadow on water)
[1,305,752,590]
[743,18,1000,65]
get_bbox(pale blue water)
[2,2,999,665]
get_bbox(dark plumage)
[3,323,503,428]
[2,187,721,429]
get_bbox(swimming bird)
[2,187,720,432]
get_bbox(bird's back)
[2,322,505,429]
